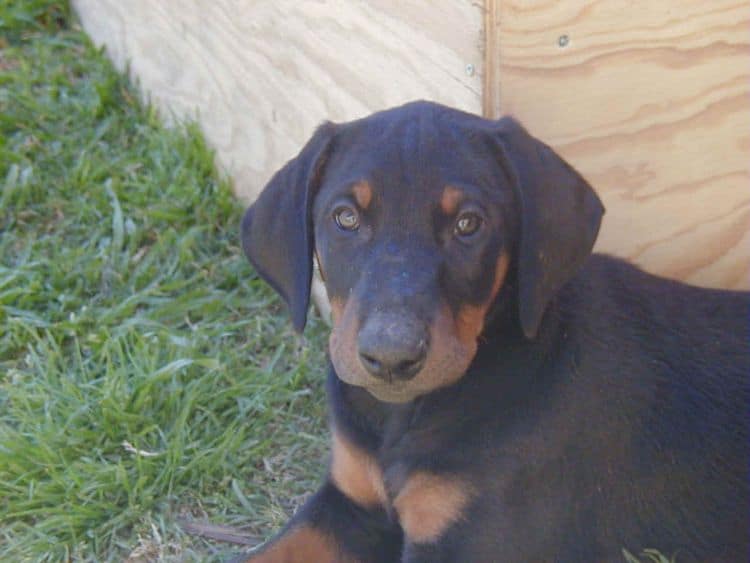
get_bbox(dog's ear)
[241,123,336,332]
[494,117,604,339]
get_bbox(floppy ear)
[241,123,336,332]
[494,117,605,339]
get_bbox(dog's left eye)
[454,212,483,237]
[333,206,360,231]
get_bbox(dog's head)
[242,101,603,403]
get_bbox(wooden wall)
[72,0,484,203]
[73,0,749,290]
[485,0,749,289]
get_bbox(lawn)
[0,2,328,561]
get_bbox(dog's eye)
[454,212,483,237]
[333,206,360,231]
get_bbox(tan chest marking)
[330,431,388,508]
[393,472,474,544]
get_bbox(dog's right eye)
[333,206,360,232]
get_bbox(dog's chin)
[364,384,422,404]
[333,355,473,405]
[333,368,423,404]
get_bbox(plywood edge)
[482,0,501,119]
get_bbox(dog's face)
[312,117,515,402]
[242,102,603,403]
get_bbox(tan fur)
[352,181,373,210]
[393,472,473,544]
[455,252,510,346]
[328,295,365,384]
[330,430,387,507]
[330,297,344,325]
[440,185,463,215]
[245,526,353,562]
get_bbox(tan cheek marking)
[393,473,473,544]
[352,181,372,210]
[245,526,353,562]
[415,303,477,393]
[330,430,388,507]
[455,252,510,346]
[440,185,462,215]
[329,297,344,326]
[329,297,373,388]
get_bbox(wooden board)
[72,0,484,204]
[490,0,750,290]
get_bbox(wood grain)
[72,0,483,204]
[492,0,750,289]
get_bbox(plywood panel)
[493,1,749,289]
[73,0,483,204]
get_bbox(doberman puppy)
[238,101,749,562]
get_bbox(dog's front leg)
[238,478,402,563]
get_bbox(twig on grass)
[177,519,260,546]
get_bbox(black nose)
[357,312,429,381]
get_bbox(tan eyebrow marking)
[352,181,373,210]
[440,185,463,215]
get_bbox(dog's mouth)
[331,344,474,404]
[352,380,421,404]
[333,363,450,404]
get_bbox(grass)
[623,549,676,563]
[0,2,328,560]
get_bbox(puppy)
[239,101,749,562]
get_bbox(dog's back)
[492,254,750,561]
[596,255,749,561]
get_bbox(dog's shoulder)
[555,253,749,441]
[561,253,749,343]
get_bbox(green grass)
[0,2,328,560]
[623,549,676,563]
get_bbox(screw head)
[465,63,475,76]
[558,34,570,48]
